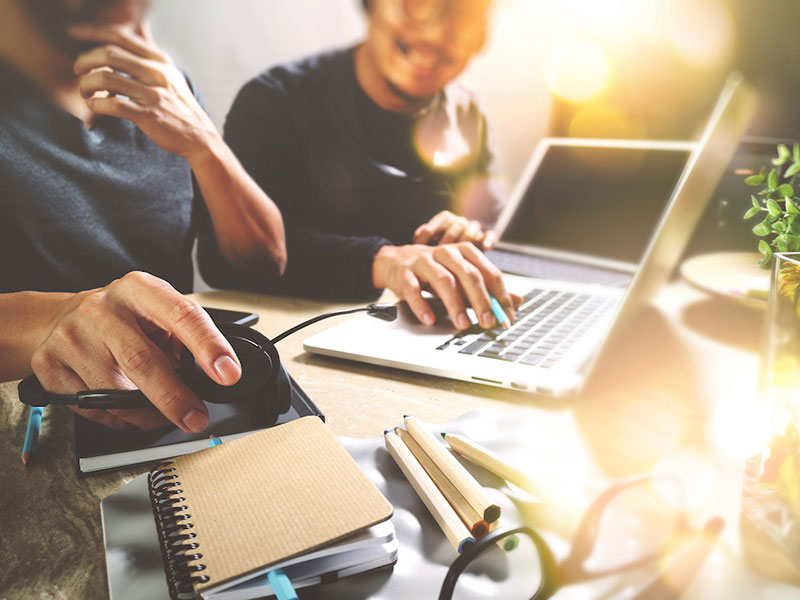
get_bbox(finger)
[482,230,497,250]
[458,243,516,321]
[107,406,172,430]
[67,24,163,61]
[414,255,471,330]
[137,20,154,43]
[396,270,435,326]
[71,406,129,430]
[79,69,159,103]
[74,44,166,86]
[32,359,128,430]
[462,220,483,244]
[105,318,210,433]
[114,273,241,387]
[439,217,469,245]
[87,95,150,121]
[414,210,454,245]
[433,246,494,328]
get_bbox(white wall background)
[148,0,553,190]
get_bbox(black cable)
[271,303,398,344]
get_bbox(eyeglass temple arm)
[631,516,724,600]
[560,475,678,571]
[438,525,562,600]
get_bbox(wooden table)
[1,282,795,598]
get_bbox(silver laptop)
[304,74,758,397]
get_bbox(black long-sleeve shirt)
[209,46,500,302]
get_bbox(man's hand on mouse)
[372,242,517,329]
[31,271,241,432]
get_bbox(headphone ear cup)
[276,365,292,415]
[178,323,281,407]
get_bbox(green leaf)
[752,195,761,210]
[777,235,789,252]
[773,221,787,232]
[786,163,800,178]
[753,221,771,236]
[789,234,800,251]
[766,213,778,223]
[768,198,782,216]
[794,143,800,163]
[788,196,800,215]
[774,144,791,165]
[769,168,780,190]
[759,240,774,268]
[745,174,766,185]
[744,206,761,219]
[790,218,800,234]
[779,184,795,197]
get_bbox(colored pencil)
[489,295,510,329]
[395,428,489,538]
[384,430,476,553]
[404,416,500,523]
[443,431,580,536]
[21,406,43,466]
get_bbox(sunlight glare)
[545,40,609,103]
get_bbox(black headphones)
[18,304,397,426]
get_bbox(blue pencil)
[21,406,43,466]
[489,295,510,329]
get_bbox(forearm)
[188,135,287,278]
[0,291,79,381]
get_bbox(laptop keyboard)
[485,249,632,287]
[446,288,616,369]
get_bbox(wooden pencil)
[384,431,476,553]
[443,432,539,496]
[443,431,580,536]
[404,416,500,523]
[488,518,519,552]
[395,428,489,538]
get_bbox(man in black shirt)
[221,0,516,331]
[0,0,286,432]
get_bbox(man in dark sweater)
[0,0,286,432]
[221,0,516,331]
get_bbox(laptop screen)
[500,143,692,265]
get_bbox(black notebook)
[75,372,322,475]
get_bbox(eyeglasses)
[372,0,488,53]
[438,476,721,600]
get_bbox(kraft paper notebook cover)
[148,416,394,599]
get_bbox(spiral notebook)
[107,416,395,600]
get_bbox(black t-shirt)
[215,46,500,301]
[0,60,199,294]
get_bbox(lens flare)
[567,103,643,139]
[709,395,772,461]
[669,0,734,69]
[545,39,609,103]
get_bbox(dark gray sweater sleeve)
[199,77,390,302]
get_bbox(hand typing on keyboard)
[372,242,517,330]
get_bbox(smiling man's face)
[364,0,490,105]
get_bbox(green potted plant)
[744,143,800,268]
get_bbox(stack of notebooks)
[77,370,321,474]
[102,416,396,600]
